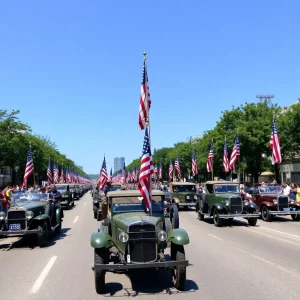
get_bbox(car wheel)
[171,244,186,291]
[291,213,300,221]
[37,222,48,247]
[261,206,272,222]
[97,210,102,221]
[94,248,107,294]
[248,217,257,226]
[94,208,97,219]
[213,209,223,227]
[55,211,62,233]
[170,204,179,229]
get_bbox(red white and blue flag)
[23,147,34,187]
[206,142,214,173]
[53,162,59,184]
[192,150,198,176]
[47,159,52,184]
[229,134,240,171]
[269,117,282,165]
[99,156,108,190]
[223,138,230,173]
[159,161,162,180]
[138,128,154,210]
[175,156,181,180]
[169,159,173,180]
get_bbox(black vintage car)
[69,184,80,200]
[0,193,63,247]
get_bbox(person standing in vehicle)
[47,184,62,221]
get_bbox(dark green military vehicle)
[196,181,259,227]
[56,184,74,209]
[0,193,63,247]
[90,190,189,294]
[169,182,198,210]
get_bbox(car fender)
[213,203,226,211]
[172,197,180,204]
[33,214,51,229]
[292,202,300,208]
[55,207,62,224]
[261,201,274,209]
[249,202,257,210]
[167,228,189,245]
[90,231,112,248]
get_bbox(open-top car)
[169,182,198,210]
[248,185,300,222]
[90,190,189,294]
[196,181,259,227]
[0,193,63,247]
[55,184,74,209]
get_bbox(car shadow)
[201,217,254,228]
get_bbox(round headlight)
[26,211,34,219]
[225,200,229,206]
[243,200,249,206]
[157,230,167,241]
[194,195,197,200]
[186,196,190,200]
[0,211,6,220]
[118,231,129,243]
[273,199,278,204]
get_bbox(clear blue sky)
[0,0,299,174]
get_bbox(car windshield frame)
[213,185,240,193]
[12,192,50,202]
[110,195,163,214]
[258,185,282,194]
[172,185,196,193]
[56,186,68,192]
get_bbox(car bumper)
[0,229,42,236]
[94,260,189,271]
[218,213,260,218]
[178,203,196,206]
[269,211,300,215]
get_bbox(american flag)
[223,139,230,173]
[229,134,240,171]
[138,128,154,210]
[269,117,282,165]
[23,147,34,187]
[99,156,108,190]
[175,156,181,180]
[132,167,136,182]
[110,168,113,182]
[59,166,65,183]
[169,159,173,180]
[159,161,162,180]
[53,162,59,184]
[47,160,52,184]
[154,164,158,180]
[206,142,214,173]
[192,150,198,176]
[121,162,126,184]
[138,59,152,130]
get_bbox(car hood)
[214,193,241,199]
[10,201,45,211]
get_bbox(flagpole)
[144,51,152,216]
[211,137,214,181]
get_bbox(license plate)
[283,208,290,211]
[9,224,21,231]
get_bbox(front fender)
[261,201,275,208]
[213,203,226,211]
[90,231,112,248]
[55,208,62,224]
[292,202,300,208]
[249,203,257,210]
[167,228,189,245]
[34,214,49,221]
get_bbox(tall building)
[114,157,125,173]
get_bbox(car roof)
[107,190,165,198]
[205,181,238,185]
[170,182,196,186]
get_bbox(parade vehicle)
[55,184,74,209]
[0,193,63,247]
[196,181,259,227]
[93,183,122,221]
[248,185,300,222]
[169,182,199,210]
[90,190,189,294]
[68,184,81,200]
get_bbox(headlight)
[194,195,197,200]
[0,211,6,220]
[243,200,249,206]
[26,211,34,219]
[118,231,129,243]
[157,230,167,241]
[290,200,295,205]
[186,196,190,200]
[273,199,278,204]
[225,200,229,206]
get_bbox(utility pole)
[256,94,274,107]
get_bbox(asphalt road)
[1,192,300,300]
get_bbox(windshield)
[12,193,49,202]
[258,185,282,193]
[56,186,68,192]
[110,185,122,191]
[172,185,196,192]
[214,185,240,193]
[111,196,163,213]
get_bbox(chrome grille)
[278,195,289,211]
[185,194,196,203]
[229,196,243,214]
[7,211,26,229]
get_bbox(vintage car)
[69,184,81,200]
[169,182,198,210]
[90,190,189,294]
[248,185,300,222]
[93,183,122,221]
[196,181,259,227]
[55,184,74,209]
[0,193,63,247]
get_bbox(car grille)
[128,223,156,263]
[7,211,26,230]
[278,196,289,211]
[229,196,243,214]
[185,194,196,203]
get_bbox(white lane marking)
[29,256,57,294]
[73,216,79,223]
[259,226,300,239]
[84,202,87,206]
[208,234,224,241]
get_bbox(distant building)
[114,157,125,173]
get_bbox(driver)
[102,181,112,219]
[47,184,62,221]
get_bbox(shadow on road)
[201,217,255,228]
[103,269,198,297]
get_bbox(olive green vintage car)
[169,182,198,210]
[56,184,74,209]
[90,190,189,294]
[196,181,259,227]
[0,193,63,247]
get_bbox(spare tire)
[170,204,179,229]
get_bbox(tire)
[170,204,179,229]
[37,222,48,247]
[248,218,257,226]
[55,210,62,233]
[93,208,97,219]
[94,248,107,294]
[261,206,272,222]
[66,202,70,210]
[213,209,223,227]
[171,244,186,291]
[291,213,300,221]
[97,210,102,221]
